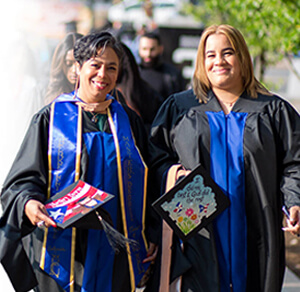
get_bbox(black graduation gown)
[0,101,156,292]
[147,89,300,292]
[139,61,186,101]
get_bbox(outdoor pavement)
[282,267,300,292]
[1,263,300,291]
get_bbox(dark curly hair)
[74,31,124,67]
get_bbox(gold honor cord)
[40,102,56,269]
[142,167,149,250]
[130,128,149,250]
[47,102,56,200]
[70,105,82,292]
[107,108,135,291]
[130,132,149,250]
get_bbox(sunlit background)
[0,0,299,218]
[0,1,299,290]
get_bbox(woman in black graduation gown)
[0,32,157,292]
[147,24,300,292]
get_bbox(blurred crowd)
[0,10,188,187]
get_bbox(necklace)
[218,97,239,115]
[219,98,238,107]
[76,99,112,114]
[76,99,112,124]
[91,112,99,123]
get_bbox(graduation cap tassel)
[95,210,139,254]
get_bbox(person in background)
[45,32,83,103]
[147,24,300,292]
[117,42,164,134]
[0,31,157,292]
[138,31,186,100]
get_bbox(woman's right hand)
[283,205,300,237]
[176,167,191,180]
[24,199,57,228]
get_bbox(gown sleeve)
[0,106,50,292]
[275,100,300,208]
[149,90,199,192]
[1,106,50,232]
[146,93,193,247]
[144,90,200,292]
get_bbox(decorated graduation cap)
[45,180,138,252]
[152,164,230,241]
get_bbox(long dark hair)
[45,32,83,103]
[117,42,143,114]
[117,42,163,130]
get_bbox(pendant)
[91,114,98,123]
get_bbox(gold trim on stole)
[40,102,56,269]
[40,102,82,292]
[107,108,136,291]
[141,167,149,250]
[47,102,56,200]
[131,133,149,250]
[70,105,82,292]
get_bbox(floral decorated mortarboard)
[152,164,230,241]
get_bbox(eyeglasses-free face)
[205,33,243,96]
[77,47,120,103]
[63,49,77,85]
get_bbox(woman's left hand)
[142,242,158,263]
[283,205,300,236]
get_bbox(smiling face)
[77,47,119,103]
[205,33,243,95]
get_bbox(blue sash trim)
[53,91,78,103]
[81,100,149,291]
[206,111,248,292]
[50,102,79,195]
[41,100,81,292]
[110,101,149,285]
[41,92,148,291]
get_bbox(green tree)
[184,0,300,82]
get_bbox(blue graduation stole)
[207,110,248,292]
[40,93,149,292]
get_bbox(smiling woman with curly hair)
[0,31,158,292]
